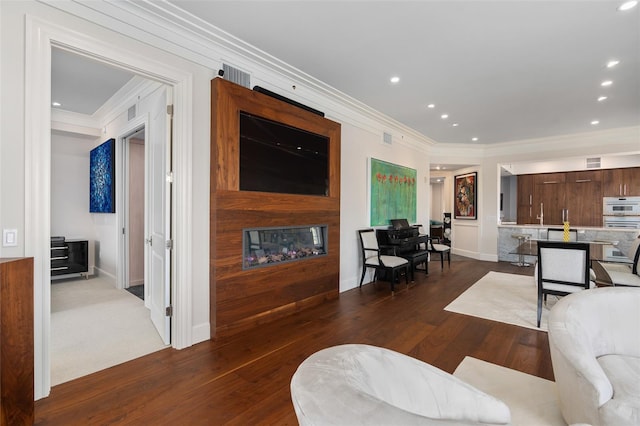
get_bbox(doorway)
[28,17,194,399]
[48,54,172,385]
[124,128,146,300]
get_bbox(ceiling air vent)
[383,132,393,145]
[222,63,251,88]
[586,157,601,169]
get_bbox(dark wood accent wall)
[0,257,34,426]
[210,78,341,339]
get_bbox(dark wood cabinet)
[565,170,602,226]
[0,258,34,425]
[516,174,534,224]
[603,167,640,197]
[534,173,566,225]
[51,239,88,277]
[517,170,603,226]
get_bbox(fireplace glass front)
[243,225,327,269]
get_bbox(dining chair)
[358,229,409,292]
[595,237,640,288]
[536,241,594,327]
[415,224,451,270]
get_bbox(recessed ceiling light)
[606,60,620,68]
[601,80,613,87]
[591,120,600,125]
[452,123,459,127]
[52,101,62,107]
[390,76,400,84]
[598,96,608,102]
[440,114,449,119]
[472,137,479,142]
[427,104,435,109]
[618,1,638,11]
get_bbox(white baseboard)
[191,322,211,345]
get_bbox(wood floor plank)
[35,257,549,425]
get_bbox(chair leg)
[360,266,366,287]
[537,294,543,327]
[440,252,444,269]
[447,251,451,267]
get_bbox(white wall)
[339,124,431,291]
[51,131,99,273]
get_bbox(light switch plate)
[3,229,17,247]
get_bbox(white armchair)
[291,344,511,425]
[548,287,640,426]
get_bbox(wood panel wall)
[210,78,341,338]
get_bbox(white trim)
[25,15,194,399]
[117,113,149,293]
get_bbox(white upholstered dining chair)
[536,240,595,328]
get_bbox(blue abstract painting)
[90,138,115,213]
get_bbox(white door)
[146,86,172,344]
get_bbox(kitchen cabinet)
[516,167,638,226]
[516,174,534,224]
[603,167,640,197]
[565,170,602,226]
[534,173,566,225]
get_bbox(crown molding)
[40,0,437,148]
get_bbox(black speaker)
[443,213,452,244]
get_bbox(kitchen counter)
[498,224,639,264]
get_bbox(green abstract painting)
[370,158,417,226]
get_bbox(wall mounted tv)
[239,111,329,196]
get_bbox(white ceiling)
[51,48,135,115]
[51,1,640,147]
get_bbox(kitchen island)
[498,224,639,265]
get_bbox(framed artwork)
[369,158,417,226]
[89,138,116,213]
[454,172,477,220]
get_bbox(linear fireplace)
[243,225,327,269]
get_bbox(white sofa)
[548,287,640,426]
[290,344,511,425]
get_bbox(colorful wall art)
[89,138,116,213]
[370,158,417,226]
[454,171,477,220]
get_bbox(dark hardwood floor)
[35,256,551,425]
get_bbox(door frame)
[117,116,148,293]
[25,16,194,399]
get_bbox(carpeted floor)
[51,277,168,386]
[454,356,564,425]
[444,271,559,331]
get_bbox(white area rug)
[51,277,168,386]
[454,357,565,426]
[445,271,558,331]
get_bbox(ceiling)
[51,48,135,115]
[51,1,640,147]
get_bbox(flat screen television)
[239,111,329,196]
